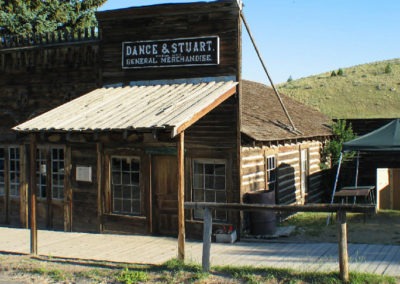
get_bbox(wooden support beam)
[177,132,185,261]
[29,133,37,255]
[202,207,212,272]
[337,210,349,282]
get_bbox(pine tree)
[0,0,107,36]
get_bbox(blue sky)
[98,0,400,84]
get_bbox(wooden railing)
[0,27,99,50]
[184,202,376,282]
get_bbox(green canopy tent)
[329,119,400,208]
[342,119,400,152]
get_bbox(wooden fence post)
[29,134,37,255]
[202,207,212,272]
[337,210,349,282]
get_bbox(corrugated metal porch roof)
[13,80,238,137]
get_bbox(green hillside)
[278,59,400,119]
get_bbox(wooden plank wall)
[0,37,100,227]
[97,1,240,84]
[185,97,239,238]
[70,143,99,233]
[0,42,100,143]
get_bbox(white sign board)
[76,166,92,182]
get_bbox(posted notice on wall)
[76,166,92,182]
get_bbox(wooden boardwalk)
[0,227,399,276]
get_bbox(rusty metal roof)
[14,80,238,137]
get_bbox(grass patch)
[116,267,148,284]
[215,265,397,284]
[281,210,400,245]
[279,58,400,119]
[3,255,398,283]
[30,266,70,282]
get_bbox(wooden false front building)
[1,0,331,238]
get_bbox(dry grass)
[282,210,400,245]
[279,58,400,119]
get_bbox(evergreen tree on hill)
[0,0,107,36]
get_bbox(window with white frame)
[51,148,64,200]
[111,157,141,215]
[9,147,20,197]
[192,159,226,221]
[0,148,4,196]
[266,155,277,191]
[36,148,47,199]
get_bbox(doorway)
[151,155,178,236]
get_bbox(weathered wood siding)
[185,97,239,238]
[0,39,100,227]
[0,43,100,140]
[97,1,240,84]
[70,143,99,233]
[241,140,326,206]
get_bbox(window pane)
[193,174,203,189]
[205,190,215,202]
[215,210,227,221]
[215,191,226,203]
[192,159,227,221]
[123,186,131,199]
[215,176,225,190]
[9,147,20,197]
[122,173,130,184]
[114,199,122,212]
[214,164,225,176]
[132,201,140,214]
[132,187,140,199]
[121,160,130,172]
[131,173,139,184]
[111,157,141,215]
[193,162,203,174]
[51,148,64,200]
[205,175,214,189]
[204,164,214,175]
[194,209,204,219]
[193,189,204,202]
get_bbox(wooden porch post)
[29,133,37,255]
[177,132,185,260]
[202,207,212,272]
[337,210,349,282]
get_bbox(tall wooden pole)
[337,210,349,282]
[177,132,185,260]
[29,133,37,255]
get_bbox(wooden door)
[392,168,400,210]
[151,155,178,236]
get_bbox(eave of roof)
[13,80,238,138]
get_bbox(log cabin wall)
[241,140,326,206]
[0,35,100,227]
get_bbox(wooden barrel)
[245,190,276,235]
